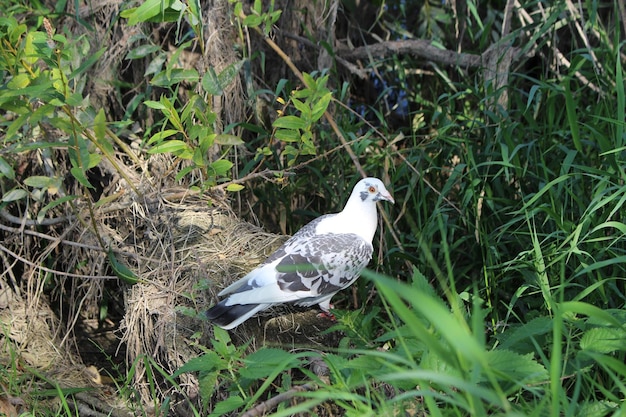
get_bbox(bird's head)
[356,177,395,204]
[323,177,394,241]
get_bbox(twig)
[0,222,163,263]
[0,249,22,299]
[514,0,603,95]
[564,0,604,78]
[259,33,367,178]
[211,169,295,191]
[279,31,369,79]
[0,242,117,280]
[236,7,369,179]
[239,383,317,417]
[334,99,464,220]
[0,207,75,226]
[288,134,367,171]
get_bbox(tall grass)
[237,2,626,415]
[202,1,626,414]
[2,0,624,415]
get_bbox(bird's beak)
[381,191,395,204]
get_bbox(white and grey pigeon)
[205,177,394,330]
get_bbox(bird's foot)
[317,311,336,321]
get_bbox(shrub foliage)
[1,0,625,415]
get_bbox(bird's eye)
[368,186,376,193]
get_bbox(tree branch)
[337,39,483,68]
[239,383,317,417]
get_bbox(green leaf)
[2,188,28,202]
[22,31,44,66]
[123,0,175,25]
[0,81,50,102]
[151,69,199,86]
[243,14,263,27]
[301,72,316,90]
[577,401,620,417]
[214,134,244,146]
[172,351,224,377]
[291,97,310,116]
[147,129,180,145]
[268,10,282,25]
[201,61,243,95]
[209,395,244,417]
[274,128,300,142]
[145,52,168,76]
[144,100,167,110]
[147,140,191,154]
[15,141,66,152]
[65,93,89,107]
[497,316,553,352]
[253,0,262,14]
[197,132,216,152]
[7,73,31,89]
[174,165,195,181]
[158,95,183,130]
[225,183,244,192]
[560,301,622,327]
[240,348,301,380]
[87,153,102,169]
[37,195,79,224]
[198,371,218,408]
[192,147,206,167]
[564,78,582,153]
[108,248,140,285]
[4,113,30,141]
[24,175,60,190]
[69,47,106,80]
[0,157,16,180]
[210,326,234,355]
[580,327,626,354]
[272,115,308,130]
[210,159,233,176]
[365,270,487,365]
[217,60,243,90]
[93,108,106,142]
[68,135,91,183]
[311,92,332,121]
[201,67,223,95]
[70,166,94,189]
[487,349,548,385]
[126,44,161,60]
[185,0,201,25]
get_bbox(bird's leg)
[317,311,336,321]
[317,300,336,321]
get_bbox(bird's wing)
[217,214,333,297]
[275,233,373,295]
[220,232,373,306]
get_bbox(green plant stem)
[62,106,141,196]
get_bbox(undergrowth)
[1,0,625,416]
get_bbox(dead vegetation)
[4,0,619,414]
[1,2,351,412]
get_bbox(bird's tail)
[205,301,269,330]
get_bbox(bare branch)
[239,383,317,417]
[337,39,482,68]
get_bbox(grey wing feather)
[274,233,373,297]
[262,214,335,263]
[218,215,336,297]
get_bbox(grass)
[1,0,625,415]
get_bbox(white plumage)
[205,177,394,329]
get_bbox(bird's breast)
[315,211,377,243]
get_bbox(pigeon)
[205,177,394,330]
